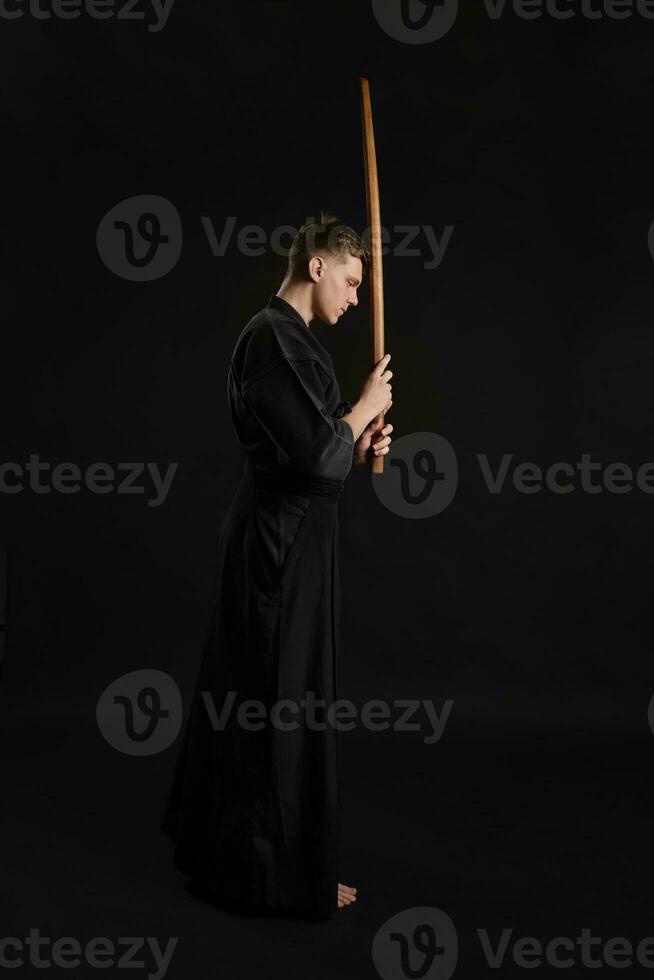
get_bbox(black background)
[2,1,654,976]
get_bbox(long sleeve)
[242,356,354,480]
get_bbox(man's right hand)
[359,353,393,420]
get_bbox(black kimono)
[161,294,355,920]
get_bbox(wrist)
[343,401,375,443]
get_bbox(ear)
[309,255,324,282]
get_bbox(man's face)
[313,254,362,325]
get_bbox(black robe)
[161,294,355,920]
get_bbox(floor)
[1,710,652,979]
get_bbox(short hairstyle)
[287,210,371,281]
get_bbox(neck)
[276,280,313,329]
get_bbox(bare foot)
[338,883,357,908]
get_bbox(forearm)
[340,400,375,442]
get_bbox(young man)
[162,213,394,920]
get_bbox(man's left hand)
[353,419,394,467]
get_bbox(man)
[162,212,394,920]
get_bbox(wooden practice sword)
[359,76,386,475]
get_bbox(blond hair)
[287,210,370,280]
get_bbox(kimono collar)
[266,294,334,372]
[267,294,310,329]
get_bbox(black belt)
[252,466,344,501]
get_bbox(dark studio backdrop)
[2,1,654,976]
